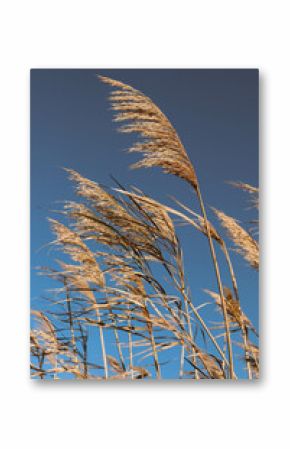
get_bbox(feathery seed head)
[99,75,198,189]
[213,208,259,269]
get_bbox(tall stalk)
[194,183,235,379]
[127,304,134,379]
[95,308,108,379]
[143,301,161,379]
[221,243,252,378]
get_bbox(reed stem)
[194,183,235,379]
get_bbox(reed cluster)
[31,76,259,380]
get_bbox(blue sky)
[31,69,258,379]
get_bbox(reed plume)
[213,209,259,270]
[99,75,198,188]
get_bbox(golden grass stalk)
[194,185,235,378]
[31,76,258,381]
[99,75,235,378]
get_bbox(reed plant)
[31,76,259,380]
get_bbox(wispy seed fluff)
[213,209,259,270]
[99,75,198,189]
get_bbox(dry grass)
[213,209,259,270]
[31,75,259,380]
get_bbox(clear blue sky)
[31,69,258,378]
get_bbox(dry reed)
[31,75,259,380]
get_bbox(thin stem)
[143,301,161,379]
[241,327,252,379]
[95,307,108,379]
[108,305,126,371]
[79,325,88,379]
[179,344,185,378]
[176,250,199,379]
[221,243,252,379]
[221,243,239,303]
[64,279,77,354]
[127,304,134,379]
[195,183,235,379]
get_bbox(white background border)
[0,1,288,447]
